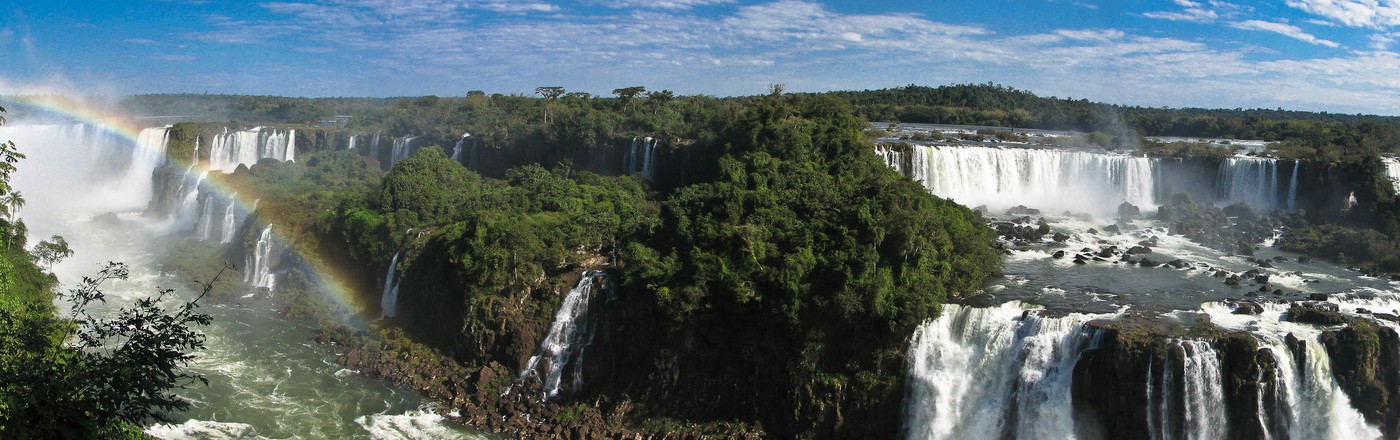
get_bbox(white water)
[219,192,239,244]
[1145,340,1227,440]
[626,137,656,180]
[380,252,401,319]
[903,145,1157,217]
[1385,157,1400,190]
[903,302,1118,439]
[1217,157,1291,211]
[244,225,277,291]
[1204,302,1383,440]
[208,127,297,173]
[389,135,417,168]
[451,133,471,164]
[518,271,601,400]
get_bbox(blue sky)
[5,0,1400,114]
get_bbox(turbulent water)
[4,123,484,439]
[886,143,1392,439]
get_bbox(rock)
[1052,232,1070,242]
[1117,202,1141,219]
[1006,205,1041,216]
[1233,301,1264,315]
[1052,250,1066,259]
[1097,247,1117,258]
[1087,228,1099,235]
[1225,274,1241,286]
[1103,224,1121,234]
[1287,303,1347,325]
[1297,256,1312,263]
[1309,293,1329,301]
[1127,246,1151,255]
[1139,259,1160,268]
[1254,274,1270,284]
[1168,259,1188,269]
[1081,247,1093,253]
[1272,256,1287,262]
[1272,289,1283,295]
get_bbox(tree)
[613,86,647,110]
[31,235,71,271]
[1,191,23,221]
[534,87,566,100]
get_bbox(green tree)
[31,235,71,271]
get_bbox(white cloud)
[1285,0,1400,28]
[596,0,735,9]
[151,0,1400,113]
[1230,19,1341,48]
[1143,8,1218,22]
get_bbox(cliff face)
[1321,320,1400,438]
[1070,321,1272,440]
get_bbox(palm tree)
[3,191,24,221]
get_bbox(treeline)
[830,83,1400,155]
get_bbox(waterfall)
[244,225,277,291]
[219,192,238,244]
[1286,160,1300,212]
[380,252,401,319]
[876,145,905,175]
[388,136,416,168]
[194,192,216,240]
[1384,158,1400,190]
[902,302,1116,439]
[901,145,1158,217]
[1145,340,1228,440]
[348,134,357,150]
[451,133,471,163]
[207,127,297,173]
[1202,302,1382,439]
[518,271,602,400]
[1217,157,1284,211]
[626,137,657,180]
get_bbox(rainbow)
[6,94,372,324]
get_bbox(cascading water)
[1384,158,1400,190]
[518,271,602,400]
[904,145,1157,217]
[219,192,238,244]
[903,302,1118,439]
[1144,340,1228,440]
[875,144,905,175]
[451,133,471,163]
[244,225,277,291]
[1204,302,1382,440]
[1217,157,1290,211]
[388,135,417,168]
[380,252,401,319]
[208,127,297,173]
[348,134,357,150]
[625,137,657,180]
[1286,160,1300,212]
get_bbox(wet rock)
[1052,250,1066,259]
[1254,275,1270,284]
[1233,301,1264,315]
[1127,246,1151,255]
[1139,259,1160,268]
[1052,232,1069,242]
[1168,259,1188,269]
[1006,205,1041,216]
[1087,228,1099,234]
[1097,247,1117,258]
[1102,224,1121,234]
[1287,303,1347,325]
[1225,274,1241,286]
[1309,293,1329,301]
[1297,256,1312,263]
[1117,202,1141,219]
[1272,289,1283,295]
